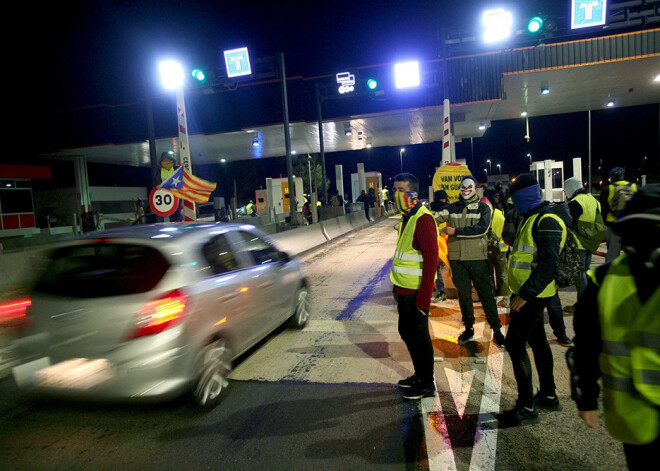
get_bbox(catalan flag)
[160,166,216,203]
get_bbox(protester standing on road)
[390,173,439,400]
[434,176,505,347]
[568,184,659,470]
[563,176,607,311]
[357,190,371,221]
[504,173,570,425]
[430,190,450,303]
[600,167,637,262]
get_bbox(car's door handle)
[258,281,273,289]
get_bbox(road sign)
[223,47,252,78]
[149,187,179,217]
[571,0,607,29]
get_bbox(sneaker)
[563,303,577,313]
[493,330,506,347]
[458,328,475,344]
[397,375,416,389]
[432,292,447,303]
[401,380,436,400]
[556,332,574,347]
[504,405,540,425]
[534,392,562,411]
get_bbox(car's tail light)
[0,297,31,326]
[128,290,187,339]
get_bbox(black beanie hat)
[609,167,626,182]
[434,190,449,201]
[509,173,538,196]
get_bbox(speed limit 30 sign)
[149,187,179,217]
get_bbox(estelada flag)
[160,166,216,203]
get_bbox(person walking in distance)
[503,173,571,425]
[568,184,659,470]
[434,176,505,347]
[599,167,637,263]
[391,173,439,400]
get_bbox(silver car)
[10,223,310,408]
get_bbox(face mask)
[395,190,418,215]
[459,180,477,200]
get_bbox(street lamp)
[486,159,492,174]
[526,153,532,164]
[400,148,405,173]
[484,168,488,178]
[497,163,501,174]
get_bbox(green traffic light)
[367,78,378,90]
[528,16,543,33]
[192,69,206,81]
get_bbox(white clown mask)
[459,179,477,200]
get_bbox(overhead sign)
[336,72,355,94]
[571,0,607,29]
[223,47,252,78]
[149,187,179,217]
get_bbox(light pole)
[399,148,405,173]
[487,159,492,174]
[497,163,501,174]
[484,168,488,179]
[526,153,532,165]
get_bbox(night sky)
[10,1,659,200]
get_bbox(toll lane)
[0,216,628,470]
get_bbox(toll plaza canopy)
[37,28,659,168]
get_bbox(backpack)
[533,212,583,289]
[575,204,608,254]
[611,183,635,217]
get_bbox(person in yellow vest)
[599,167,638,263]
[563,177,607,309]
[484,188,510,307]
[391,173,439,400]
[568,184,659,470]
[246,200,256,217]
[503,173,571,425]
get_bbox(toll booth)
[530,160,565,202]
[266,177,304,216]
[254,189,268,216]
[350,171,382,202]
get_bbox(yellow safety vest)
[507,212,567,298]
[589,255,660,445]
[491,208,508,251]
[572,193,601,251]
[161,167,174,182]
[390,206,438,289]
[606,181,637,222]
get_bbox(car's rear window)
[34,243,170,298]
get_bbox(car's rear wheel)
[192,339,231,409]
[288,285,310,328]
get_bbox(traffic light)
[366,78,378,90]
[527,16,543,33]
[192,68,206,81]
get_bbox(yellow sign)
[432,163,472,203]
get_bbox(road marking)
[422,390,458,471]
[444,368,475,419]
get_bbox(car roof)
[77,222,261,246]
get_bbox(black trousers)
[623,431,660,471]
[505,296,556,408]
[449,259,501,330]
[397,294,434,385]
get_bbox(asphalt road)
[0,216,628,470]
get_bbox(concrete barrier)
[269,224,328,257]
[320,215,354,240]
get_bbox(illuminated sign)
[571,0,607,29]
[336,72,355,94]
[223,47,252,78]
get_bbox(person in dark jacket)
[599,167,638,262]
[357,190,371,221]
[431,190,449,302]
[434,176,505,347]
[503,173,572,425]
[568,184,659,470]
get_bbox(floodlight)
[607,100,615,107]
[394,61,420,89]
[541,87,550,95]
[482,8,513,43]
[159,60,184,90]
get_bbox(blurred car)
[8,223,309,408]
[236,205,248,217]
